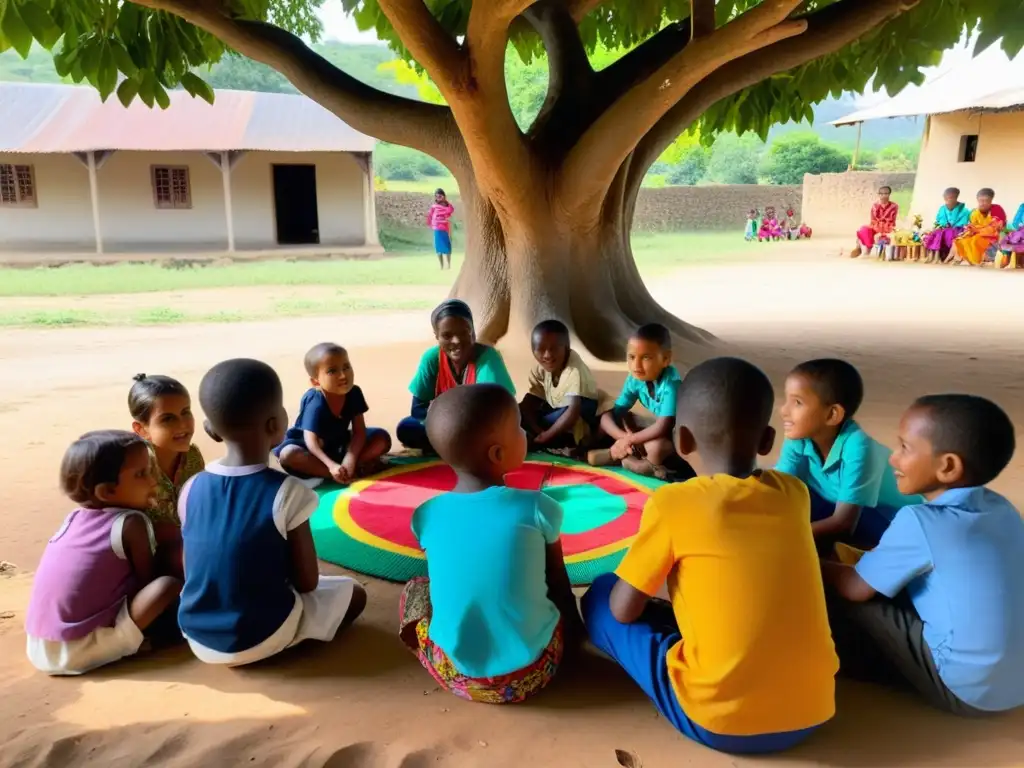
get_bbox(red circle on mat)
[346,462,648,556]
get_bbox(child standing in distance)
[520,320,611,452]
[777,359,920,550]
[129,374,204,578]
[179,359,365,666]
[744,209,759,241]
[590,323,688,480]
[427,188,455,270]
[823,395,1024,715]
[25,431,181,675]
[852,186,899,258]
[397,299,515,453]
[582,358,837,753]
[400,384,581,703]
[276,343,391,487]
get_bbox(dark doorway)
[273,164,320,245]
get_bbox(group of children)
[854,185,1024,267]
[745,205,813,242]
[24,298,1024,755]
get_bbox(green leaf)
[116,77,139,108]
[138,72,156,108]
[79,38,102,80]
[153,81,170,109]
[18,1,61,48]
[116,1,140,40]
[1,2,33,58]
[111,40,137,76]
[97,44,117,101]
[180,71,215,104]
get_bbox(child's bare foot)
[587,448,615,467]
[358,458,388,477]
[621,456,668,480]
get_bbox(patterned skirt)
[398,577,563,704]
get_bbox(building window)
[0,164,37,207]
[958,134,978,163]
[151,166,192,209]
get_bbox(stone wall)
[801,171,916,237]
[376,185,801,233]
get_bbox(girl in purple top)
[25,431,181,675]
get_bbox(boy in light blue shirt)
[590,323,691,480]
[823,394,1024,715]
[777,359,920,549]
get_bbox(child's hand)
[610,438,632,461]
[534,430,551,445]
[341,454,358,481]
[330,462,350,484]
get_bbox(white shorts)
[185,575,355,667]
[26,600,144,676]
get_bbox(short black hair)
[60,430,146,505]
[632,323,671,352]
[879,185,892,194]
[912,395,1015,486]
[532,319,570,348]
[431,299,474,332]
[435,188,446,196]
[791,359,864,419]
[978,187,995,199]
[676,357,774,449]
[199,358,283,436]
[943,187,961,197]
[426,383,517,470]
[304,343,347,378]
[128,374,189,423]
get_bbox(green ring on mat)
[310,453,664,585]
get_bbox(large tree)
[1,0,1019,359]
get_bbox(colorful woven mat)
[310,453,664,585]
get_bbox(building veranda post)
[0,82,381,258]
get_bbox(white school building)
[0,82,380,258]
[834,44,1024,218]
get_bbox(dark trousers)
[523,395,600,448]
[826,590,984,716]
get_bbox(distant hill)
[769,94,924,150]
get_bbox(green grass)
[380,175,459,194]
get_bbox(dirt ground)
[2,241,1023,767]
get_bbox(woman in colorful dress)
[922,187,970,263]
[852,186,899,258]
[947,188,1007,266]
[998,203,1024,269]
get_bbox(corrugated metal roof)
[0,82,375,153]
[832,44,1024,125]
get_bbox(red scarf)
[435,347,477,396]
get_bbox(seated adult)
[396,299,515,453]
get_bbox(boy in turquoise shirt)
[589,323,691,480]
[777,359,920,550]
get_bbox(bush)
[760,133,850,185]
[375,143,447,181]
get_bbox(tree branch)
[625,0,918,198]
[559,0,807,215]
[377,0,465,86]
[523,0,595,154]
[691,0,715,38]
[128,0,463,168]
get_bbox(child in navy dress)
[25,431,181,675]
[179,358,366,666]
[276,343,391,486]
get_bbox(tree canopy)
[760,132,849,184]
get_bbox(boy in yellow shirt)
[581,357,838,753]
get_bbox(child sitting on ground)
[777,359,920,551]
[520,320,611,453]
[822,395,1024,715]
[852,186,898,258]
[922,187,970,263]
[275,343,391,487]
[128,374,204,578]
[178,359,366,666]
[947,188,1007,266]
[582,357,837,754]
[758,206,782,242]
[25,431,182,675]
[589,323,689,480]
[399,383,581,703]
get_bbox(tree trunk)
[451,178,714,362]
